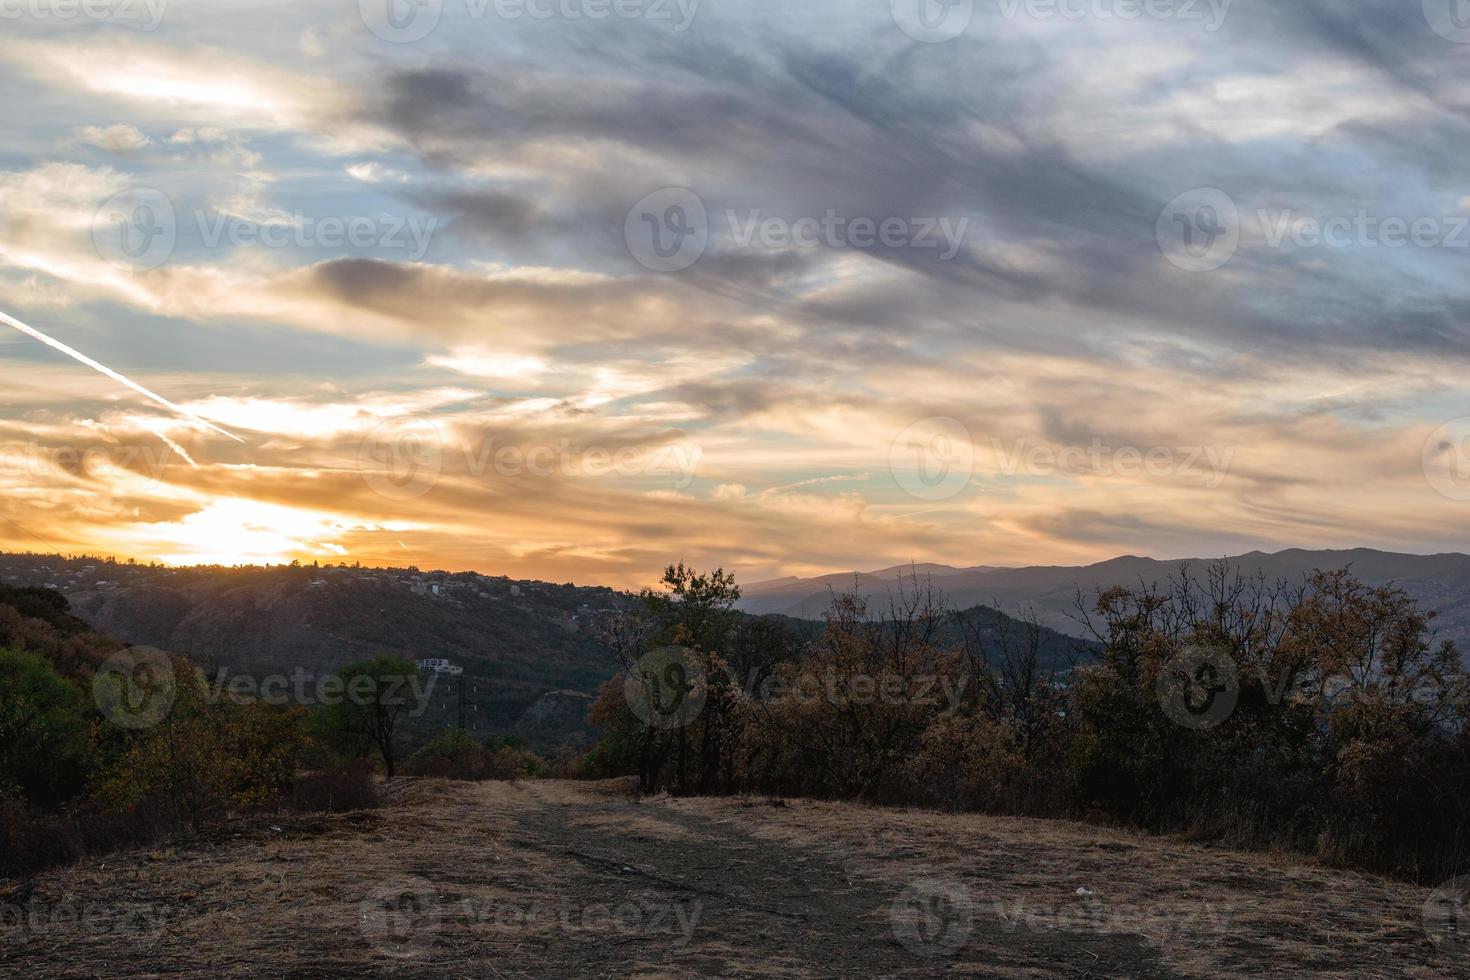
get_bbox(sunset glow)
[2,2,1469,586]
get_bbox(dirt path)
[0,780,1461,978]
[503,782,1183,978]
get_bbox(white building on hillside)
[417,658,464,676]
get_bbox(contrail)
[0,309,244,444]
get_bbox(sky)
[2,0,1470,588]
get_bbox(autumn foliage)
[586,563,1470,882]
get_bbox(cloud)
[75,124,150,153]
[4,3,1470,581]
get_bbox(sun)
[145,499,354,567]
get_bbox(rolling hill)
[741,549,1470,656]
[0,554,637,751]
[0,553,1095,750]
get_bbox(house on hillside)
[416,658,464,676]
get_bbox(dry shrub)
[402,728,547,781]
[286,761,380,812]
[903,715,1025,811]
[583,562,1470,883]
[0,796,175,879]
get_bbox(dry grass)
[668,794,1460,979]
[0,780,1462,978]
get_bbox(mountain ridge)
[0,552,1089,749]
[737,548,1470,657]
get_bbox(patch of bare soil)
[0,780,1462,978]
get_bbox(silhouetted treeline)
[0,584,373,879]
[585,562,1470,883]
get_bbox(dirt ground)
[0,779,1464,978]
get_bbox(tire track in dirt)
[505,782,919,977]
[0,781,1198,978]
[505,783,1190,978]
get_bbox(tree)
[640,563,742,652]
[318,656,425,780]
[0,647,90,807]
[642,564,742,793]
[406,727,485,779]
[589,564,745,793]
[99,671,309,830]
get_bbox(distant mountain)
[0,554,638,751]
[739,549,1470,656]
[17,548,1450,749]
[0,553,1095,750]
[745,562,1003,596]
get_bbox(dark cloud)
[344,17,1470,370]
